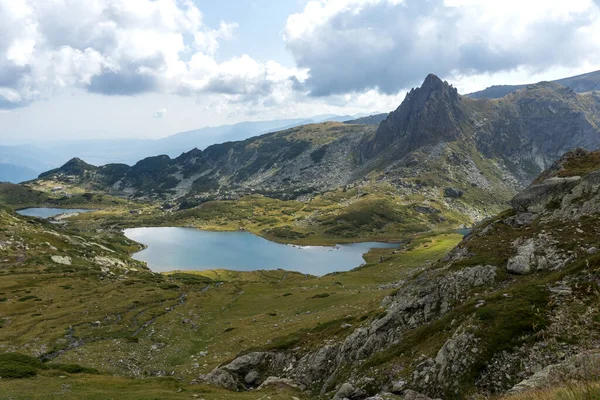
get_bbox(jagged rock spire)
[360,74,464,160]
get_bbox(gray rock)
[391,379,406,393]
[511,176,580,213]
[199,369,239,391]
[333,382,365,400]
[444,187,463,198]
[503,212,537,227]
[507,239,536,274]
[257,376,299,390]
[244,370,259,385]
[509,351,600,393]
[402,389,439,400]
[588,247,598,254]
[549,285,572,296]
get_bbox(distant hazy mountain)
[468,69,600,99]
[344,113,389,125]
[0,145,56,183]
[0,163,39,183]
[4,114,378,175]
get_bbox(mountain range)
[468,69,600,99]
[5,69,600,399]
[0,113,378,184]
[37,73,600,229]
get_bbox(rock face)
[199,351,294,390]
[360,74,466,160]
[202,265,497,395]
[506,237,571,275]
[362,79,600,187]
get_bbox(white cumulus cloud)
[0,0,302,109]
[284,0,600,96]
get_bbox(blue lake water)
[124,227,398,276]
[456,228,472,237]
[16,208,92,218]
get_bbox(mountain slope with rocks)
[468,69,600,99]
[200,148,600,399]
[32,74,600,234]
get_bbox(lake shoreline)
[123,226,399,276]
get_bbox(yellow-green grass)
[0,203,461,381]
[0,374,308,399]
[62,184,470,248]
[496,382,600,400]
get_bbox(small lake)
[124,227,398,276]
[16,208,92,219]
[456,228,472,237]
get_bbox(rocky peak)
[360,74,466,160]
[38,157,97,178]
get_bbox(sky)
[2,0,600,143]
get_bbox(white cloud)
[284,0,600,96]
[153,108,167,119]
[0,0,302,109]
[2,0,600,121]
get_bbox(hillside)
[468,69,600,99]
[201,148,600,399]
[0,194,463,399]
[34,122,374,200]
[5,150,600,398]
[30,75,600,243]
[344,113,389,125]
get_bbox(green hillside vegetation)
[0,203,461,398]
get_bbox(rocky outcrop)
[201,265,497,394]
[506,236,572,275]
[511,176,581,213]
[199,351,294,390]
[509,351,600,393]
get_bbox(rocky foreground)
[201,148,600,399]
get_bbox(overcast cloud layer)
[1,0,600,129]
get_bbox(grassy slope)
[0,374,309,399]
[58,185,472,246]
[0,202,462,397]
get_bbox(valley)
[2,73,600,399]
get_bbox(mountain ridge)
[467,69,600,99]
[32,74,600,234]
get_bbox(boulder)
[244,370,260,385]
[503,212,537,227]
[443,187,463,198]
[509,351,600,393]
[507,239,536,274]
[333,382,365,400]
[199,369,239,391]
[51,255,72,265]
